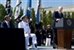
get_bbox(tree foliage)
[72,12,74,18]
[0,4,7,21]
[31,8,36,28]
[42,9,47,27]
[46,11,52,25]
[41,9,53,28]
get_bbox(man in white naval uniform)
[18,16,37,50]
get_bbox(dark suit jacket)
[1,21,15,28]
[53,11,63,19]
[2,21,14,28]
[2,21,9,28]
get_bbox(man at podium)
[53,6,64,48]
[53,6,63,21]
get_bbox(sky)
[0,0,74,13]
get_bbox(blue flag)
[36,0,41,24]
[26,0,32,18]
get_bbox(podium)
[55,18,74,49]
[0,28,25,50]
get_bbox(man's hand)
[56,19,61,22]
[56,19,60,21]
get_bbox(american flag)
[14,0,22,19]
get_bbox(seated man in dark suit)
[1,15,14,28]
[35,22,43,46]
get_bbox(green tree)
[70,12,72,18]
[46,11,52,25]
[72,12,74,18]
[42,9,47,27]
[0,4,7,21]
[31,8,36,28]
[63,12,67,18]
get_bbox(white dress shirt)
[18,21,31,34]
